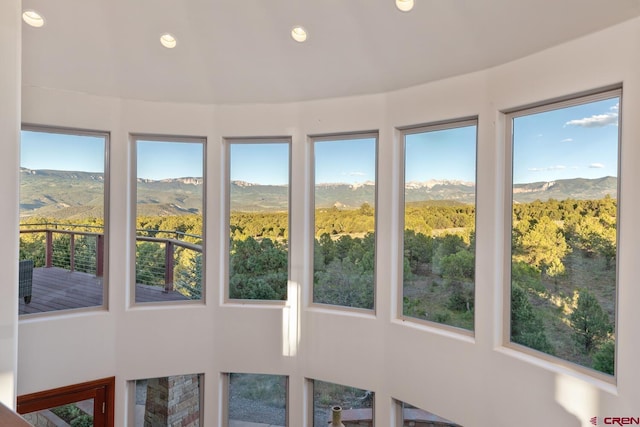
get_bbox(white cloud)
[589,163,605,169]
[528,165,566,172]
[561,138,573,142]
[610,103,619,112]
[348,171,365,177]
[565,112,618,128]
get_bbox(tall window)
[134,137,205,303]
[226,139,290,301]
[508,89,620,375]
[19,127,109,315]
[227,373,287,426]
[312,134,377,310]
[401,120,477,331]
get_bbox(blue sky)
[137,140,203,180]
[315,138,376,184]
[230,143,289,185]
[21,131,105,172]
[513,97,619,184]
[405,125,477,183]
[21,96,619,184]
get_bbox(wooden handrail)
[20,228,202,289]
[0,402,31,427]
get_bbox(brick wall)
[144,374,201,427]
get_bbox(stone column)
[144,375,200,427]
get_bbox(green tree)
[229,237,288,300]
[515,216,569,277]
[432,234,467,274]
[136,242,165,286]
[570,289,613,353]
[440,250,474,281]
[175,250,202,299]
[592,340,615,375]
[314,258,374,309]
[511,261,544,293]
[567,215,616,268]
[511,284,553,354]
[403,230,433,274]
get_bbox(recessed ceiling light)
[395,0,414,12]
[160,33,177,49]
[291,26,307,43]
[22,10,45,28]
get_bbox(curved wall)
[0,0,21,407]
[16,17,640,426]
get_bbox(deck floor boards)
[19,267,189,315]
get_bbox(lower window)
[312,379,374,427]
[393,399,462,427]
[226,373,287,426]
[132,374,203,426]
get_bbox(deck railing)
[19,224,203,298]
[19,227,104,276]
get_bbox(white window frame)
[308,131,379,314]
[223,136,292,305]
[130,134,207,307]
[503,86,622,381]
[397,117,478,335]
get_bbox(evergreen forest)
[19,195,616,375]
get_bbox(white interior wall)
[0,0,21,409]
[12,16,640,427]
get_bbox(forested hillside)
[19,167,616,374]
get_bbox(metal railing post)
[69,232,75,272]
[96,234,104,277]
[164,241,174,292]
[45,230,53,268]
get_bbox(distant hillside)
[19,168,618,218]
[512,176,617,203]
[20,168,203,218]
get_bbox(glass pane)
[134,374,202,426]
[396,400,462,427]
[313,137,377,310]
[20,129,107,315]
[228,373,287,426]
[228,142,289,301]
[402,124,476,330]
[313,380,373,427]
[510,95,619,375]
[23,400,95,426]
[135,140,204,303]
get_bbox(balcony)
[19,225,201,315]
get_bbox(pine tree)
[570,290,612,353]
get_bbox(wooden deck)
[19,267,189,315]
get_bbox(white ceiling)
[20,0,640,105]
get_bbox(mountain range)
[19,168,617,218]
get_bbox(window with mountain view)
[19,127,108,315]
[227,140,290,301]
[508,89,620,376]
[401,120,477,331]
[312,134,377,310]
[134,137,205,303]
